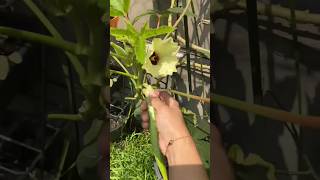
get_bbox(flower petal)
[142,37,180,78]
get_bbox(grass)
[110,132,157,180]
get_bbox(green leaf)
[182,107,198,126]
[142,26,175,39]
[132,10,160,24]
[124,19,138,35]
[0,56,9,80]
[76,140,100,180]
[83,119,104,145]
[110,0,130,17]
[134,36,146,64]
[111,42,127,58]
[183,108,210,173]
[140,22,148,35]
[228,145,276,180]
[182,107,209,135]
[110,28,136,44]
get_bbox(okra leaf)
[110,28,136,44]
[134,36,146,64]
[132,10,160,24]
[228,145,276,180]
[111,42,127,58]
[83,119,104,145]
[184,111,210,172]
[142,26,175,39]
[76,140,100,180]
[110,0,130,17]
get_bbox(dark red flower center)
[149,51,159,65]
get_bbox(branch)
[159,89,320,128]
[110,69,138,79]
[177,35,210,57]
[48,114,82,121]
[165,0,192,39]
[214,94,320,129]
[0,27,89,56]
[54,137,70,180]
[23,0,86,81]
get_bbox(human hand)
[141,90,190,156]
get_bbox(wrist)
[165,136,202,166]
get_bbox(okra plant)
[110,0,210,179]
[0,0,107,179]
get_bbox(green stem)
[112,55,130,74]
[167,89,210,103]
[111,55,137,88]
[167,89,320,128]
[24,0,60,37]
[213,94,320,129]
[168,0,176,26]
[0,27,88,55]
[55,137,70,180]
[48,114,82,121]
[177,35,210,57]
[164,0,192,39]
[110,52,127,61]
[23,0,86,82]
[110,69,137,79]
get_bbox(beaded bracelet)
[165,135,192,156]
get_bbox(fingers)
[141,100,148,112]
[159,91,179,108]
[141,100,149,130]
[150,90,166,110]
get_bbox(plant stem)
[111,55,137,88]
[110,52,128,62]
[167,89,320,128]
[214,94,320,129]
[168,0,176,26]
[24,0,60,37]
[55,137,70,180]
[48,114,82,121]
[177,35,210,57]
[166,89,210,103]
[110,69,137,79]
[23,0,86,88]
[0,27,88,55]
[164,0,192,39]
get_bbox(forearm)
[212,125,235,180]
[166,136,209,180]
[213,142,235,180]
